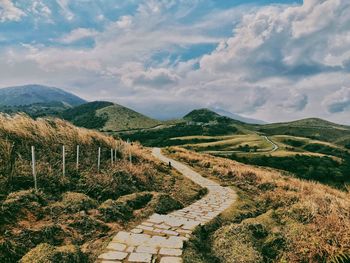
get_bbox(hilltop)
[0,85,86,118]
[0,114,204,262]
[61,101,161,131]
[0,85,86,107]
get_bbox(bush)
[98,192,153,222]
[1,189,46,223]
[98,199,133,222]
[155,194,184,214]
[61,192,98,212]
[20,243,85,263]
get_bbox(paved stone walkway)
[96,148,237,263]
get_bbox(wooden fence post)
[62,145,65,177]
[31,146,37,191]
[111,148,113,165]
[97,147,101,173]
[127,139,132,164]
[76,145,80,170]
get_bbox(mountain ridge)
[0,84,86,106]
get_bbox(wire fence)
[29,140,133,192]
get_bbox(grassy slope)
[254,118,350,146]
[0,114,204,262]
[96,104,160,131]
[165,147,350,263]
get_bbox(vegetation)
[60,101,160,131]
[255,118,350,146]
[0,114,204,262]
[230,154,350,189]
[60,101,113,129]
[166,147,350,263]
[96,104,160,131]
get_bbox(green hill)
[61,101,160,131]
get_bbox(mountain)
[61,101,161,131]
[211,108,267,124]
[0,84,86,106]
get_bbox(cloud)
[283,92,308,111]
[323,87,350,113]
[111,62,179,88]
[0,0,25,22]
[1,0,350,124]
[59,28,98,44]
[56,0,74,21]
[115,15,132,29]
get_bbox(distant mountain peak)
[0,84,86,107]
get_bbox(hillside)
[124,110,350,189]
[0,114,204,262]
[61,101,160,131]
[166,147,350,263]
[121,108,243,147]
[96,104,160,131]
[256,118,350,146]
[0,85,86,107]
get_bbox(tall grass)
[0,113,141,198]
[168,147,350,263]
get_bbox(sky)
[0,0,350,124]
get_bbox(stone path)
[96,148,237,263]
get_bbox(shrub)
[155,194,184,214]
[98,199,133,222]
[1,189,46,223]
[61,192,98,212]
[20,243,85,263]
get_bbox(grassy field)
[165,147,350,263]
[0,114,204,262]
[119,109,350,188]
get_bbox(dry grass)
[0,115,204,262]
[167,146,350,263]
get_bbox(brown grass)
[0,115,204,262]
[167,146,350,263]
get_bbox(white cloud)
[323,87,350,113]
[2,0,350,123]
[115,15,133,29]
[59,28,98,44]
[0,0,25,22]
[56,0,74,21]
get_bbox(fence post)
[31,146,37,191]
[111,148,113,165]
[76,145,79,170]
[62,145,65,177]
[127,139,132,164]
[97,147,101,173]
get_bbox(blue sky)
[1,0,350,124]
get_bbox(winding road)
[96,148,237,263]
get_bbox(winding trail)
[96,148,237,263]
[262,136,279,153]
